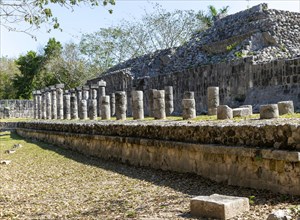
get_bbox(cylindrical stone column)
[165,86,174,116]
[148,89,157,117]
[132,90,144,120]
[36,90,42,119]
[45,87,52,120]
[115,91,127,120]
[101,96,111,120]
[153,90,166,120]
[110,93,115,116]
[41,89,47,119]
[207,86,219,116]
[260,104,279,119]
[33,91,38,119]
[82,85,89,100]
[217,105,233,120]
[50,86,57,119]
[76,86,82,118]
[63,90,71,120]
[97,80,106,116]
[56,84,64,119]
[182,91,196,120]
[278,101,294,115]
[88,84,98,120]
[70,89,78,120]
[79,100,88,120]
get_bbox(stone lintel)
[190,194,249,219]
[55,84,65,89]
[82,85,90,91]
[90,84,99,89]
[49,85,56,90]
[98,80,107,87]
[76,86,82,91]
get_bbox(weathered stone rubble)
[98,4,300,78]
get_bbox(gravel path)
[0,131,299,219]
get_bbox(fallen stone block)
[260,104,279,119]
[267,210,291,220]
[277,101,294,115]
[190,194,249,219]
[217,105,233,120]
[233,107,251,117]
[240,105,253,115]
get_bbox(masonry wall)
[0,100,34,118]
[93,57,300,115]
[14,121,300,195]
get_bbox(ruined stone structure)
[88,4,300,114]
[0,100,33,119]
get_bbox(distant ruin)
[88,4,300,114]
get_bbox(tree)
[197,5,229,28]
[0,0,115,37]
[79,4,204,72]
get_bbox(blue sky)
[1,0,299,58]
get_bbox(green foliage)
[197,5,229,28]
[226,42,239,51]
[234,51,246,58]
[249,195,255,205]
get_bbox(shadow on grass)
[9,131,300,218]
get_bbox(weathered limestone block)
[36,90,42,119]
[260,104,279,119]
[98,80,106,116]
[3,107,10,119]
[45,88,52,120]
[101,95,111,120]
[50,86,57,119]
[79,100,88,120]
[240,105,253,115]
[132,90,144,120]
[56,84,64,120]
[165,86,174,116]
[76,86,82,118]
[182,91,196,120]
[207,87,219,116]
[232,107,251,117]
[110,93,115,116]
[90,84,98,100]
[82,86,89,100]
[63,90,71,120]
[33,91,38,119]
[267,210,291,220]
[148,89,157,117]
[153,90,166,120]
[217,105,233,120]
[278,101,294,115]
[190,194,249,219]
[115,91,127,120]
[70,89,78,120]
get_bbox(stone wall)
[14,120,300,195]
[0,100,33,119]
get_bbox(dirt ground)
[0,131,299,219]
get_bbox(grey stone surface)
[88,99,97,120]
[70,89,78,120]
[153,90,166,119]
[45,88,52,120]
[41,89,47,119]
[267,210,292,220]
[208,87,219,116]
[50,86,57,119]
[115,91,127,120]
[82,86,89,100]
[101,95,111,120]
[183,91,195,99]
[260,104,279,119]
[233,107,251,117]
[97,83,106,117]
[110,93,115,116]
[240,105,253,115]
[63,91,71,120]
[79,100,88,120]
[56,84,64,120]
[148,89,157,117]
[190,194,249,219]
[132,90,144,120]
[278,101,294,115]
[182,92,196,120]
[217,105,233,120]
[165,86,174,116]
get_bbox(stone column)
[165,86,174,116]
[76,86,82,118]
[148,89,157,117]
[97,80,106,116]
[63,90,71,120]
[33,91,38,119]
[70,89,78,120]
[56,84,64,119]
[82,86,89,100]
[207,86,219,116]
[50,86,57,119]
[110,93,115,116]
[45,87,52,120]
[182,91,196,120]
[88,84,98,120]
[79,99,88,120]
[41,89,47,119]
[115,91,127,120]
[36,90,42,119]
[153,90,166,120]
[132,90,144,120]
[101,96,111,120]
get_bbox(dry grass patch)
[0,131,299,219]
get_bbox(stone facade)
[87,4,300,114]
[0,100,33,119]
